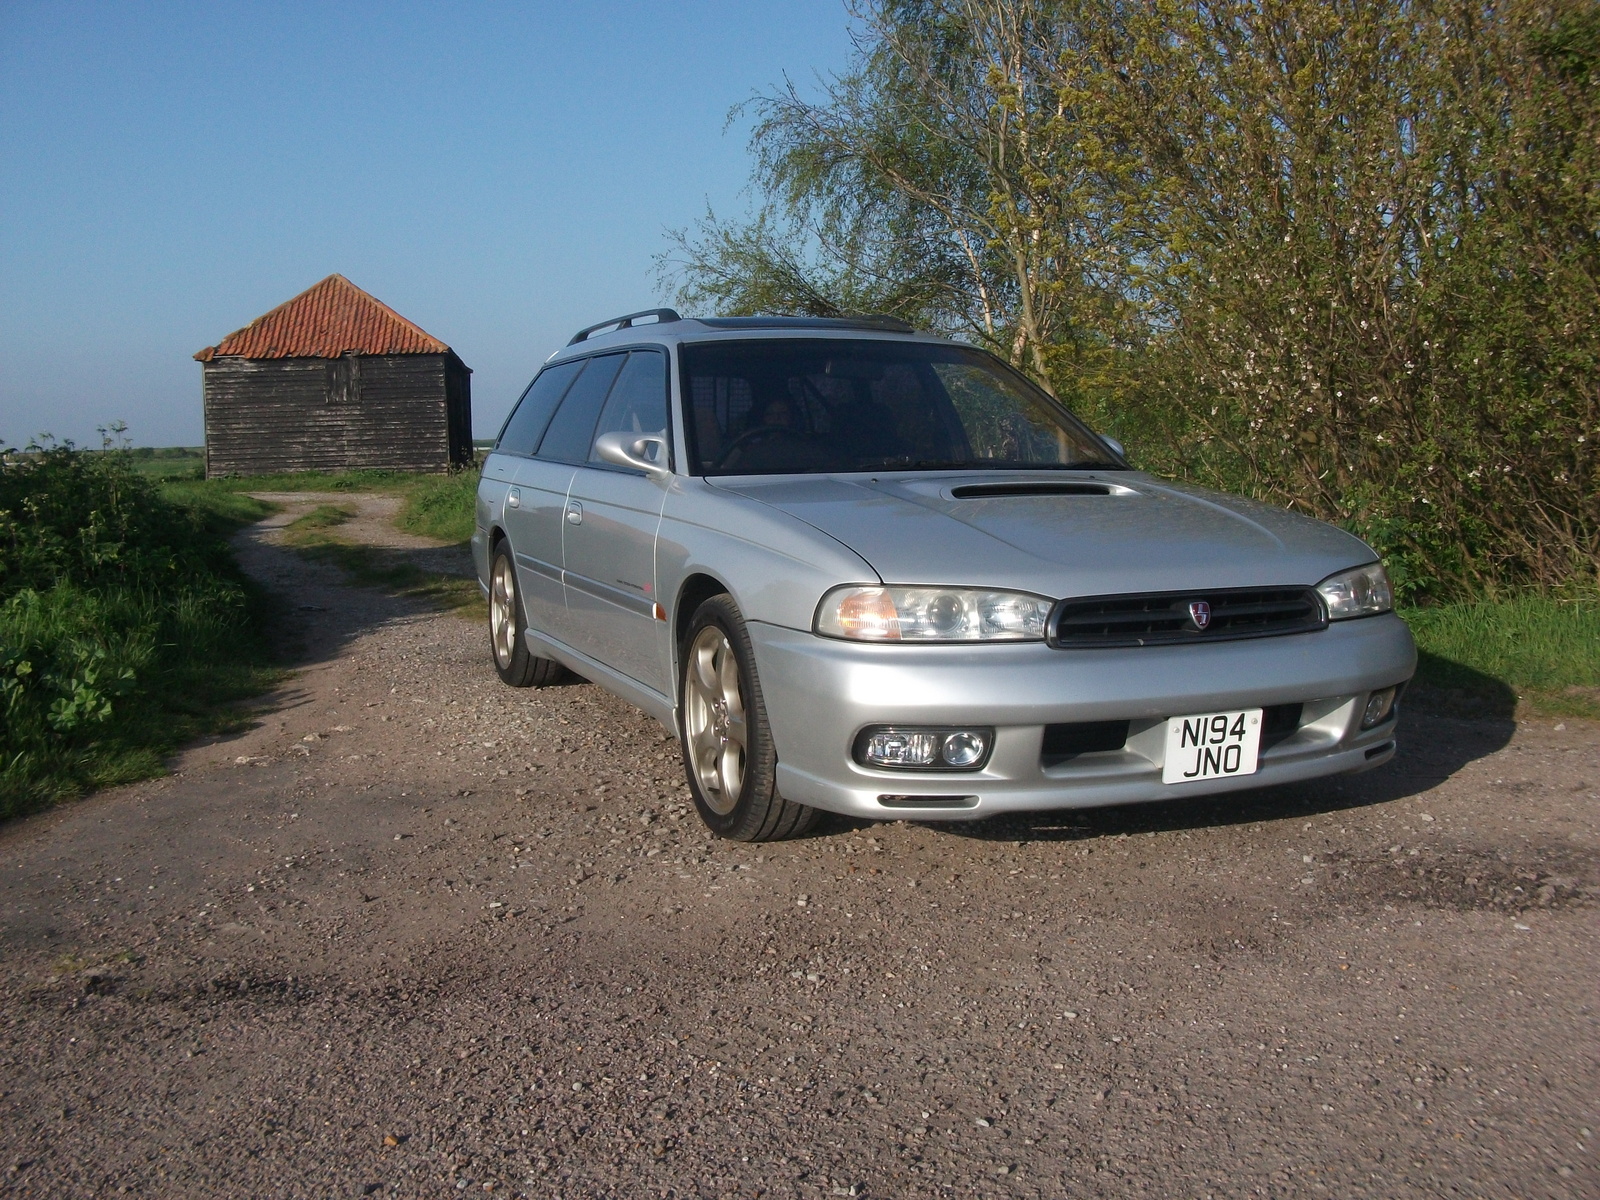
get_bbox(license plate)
[1161,708,1263,785]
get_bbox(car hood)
[713,472,1375,597]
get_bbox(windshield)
[681,339,1121,476]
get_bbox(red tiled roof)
[194,274,453,361]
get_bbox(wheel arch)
[674,572,731,654]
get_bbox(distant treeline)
[663,0,1599,598]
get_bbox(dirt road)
[1,500,1596,1199]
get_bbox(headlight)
[815,585,1052,642]
[1316,562,1393,620]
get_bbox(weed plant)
[0,443,276,818]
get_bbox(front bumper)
[751,614,1416,820]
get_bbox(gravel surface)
[1,500,1596,1199]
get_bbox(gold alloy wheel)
[683,624,748,815]
[490,554,518,669]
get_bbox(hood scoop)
[949,480,1120,499]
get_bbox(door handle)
[565,500,583,525]
[507,487,521,509]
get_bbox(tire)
[679,594,817,842]
[489,542,564,688]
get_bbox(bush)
[0,443,275,818]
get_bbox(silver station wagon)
[474,310,1415,841]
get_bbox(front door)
[561,349,673,694]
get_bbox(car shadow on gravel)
[934,705,1517,843]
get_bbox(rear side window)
[495,359,583,456]
[589,350,669,464]
[535,353,627,463]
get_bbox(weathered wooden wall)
[203,353,472,476]
[444,355,473,467]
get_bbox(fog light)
[941,731,987,767]
[1361,687,1397,729]
[855,726,994,771]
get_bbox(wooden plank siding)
[202,353,471,477]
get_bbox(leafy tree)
[665,0,1599,596]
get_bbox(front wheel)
[489,543,563,687]
[680,595,817,841]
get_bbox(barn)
[195,274,472,477]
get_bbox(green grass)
[172,466,481,545]
[194,466,457,495]
[285,503,356,533]
[159,480,277,529]
[395,471,478,543]
[125,454,204,480]
[1403,595,1600,719]
[279,530,482,614]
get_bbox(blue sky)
[0,1,855,446]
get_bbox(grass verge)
[1403,595,1600,720]
[395,471,478,543]
[172,466,480,545]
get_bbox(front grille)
[1048,587,1326,649]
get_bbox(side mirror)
[1100,435,1126,460]
[594,431,669,478]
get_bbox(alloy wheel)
[490,554,517,668]
[683,624,747,815]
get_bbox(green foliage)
[396,470,479,544]
[0,442,276,818]
[669,0,1600,598]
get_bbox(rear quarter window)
[495,359,584,456]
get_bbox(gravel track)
[0,501,1596,1199]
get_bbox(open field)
[0,493,1594,1198]
[118,447,205,479]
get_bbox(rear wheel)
[680,594,817,841]
[489,543,563,688]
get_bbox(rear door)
[493,358,584,637]
[562,348,673,693]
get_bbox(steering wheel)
[715,425,803,471]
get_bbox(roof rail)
[694,314,915,334]
[568,308,682,346]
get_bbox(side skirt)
[522,627,678,735]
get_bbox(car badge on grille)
[1187,600,1212,630]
